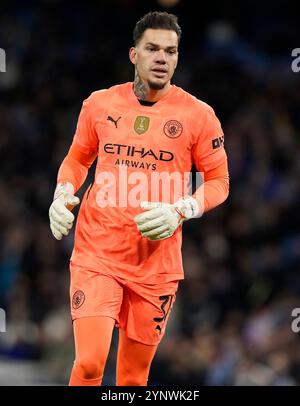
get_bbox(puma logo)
[107,115,121,128]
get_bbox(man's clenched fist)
[49,182,80,240]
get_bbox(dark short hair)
[133,11,182,45]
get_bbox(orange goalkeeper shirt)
[60,82,228,283]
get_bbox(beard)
[148,79,167,90]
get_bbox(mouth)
[151,68,168,78]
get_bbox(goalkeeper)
[49,11,229,386]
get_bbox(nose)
[154,49,167,64]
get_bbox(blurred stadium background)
[1,0,300,385]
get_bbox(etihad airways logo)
[104,143,174,162]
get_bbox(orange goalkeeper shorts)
[70,263,178,345]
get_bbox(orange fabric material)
[57,143,97,193]
[192,160,229,213]
[59,82,229,283]
[69,316,115,386]
[116,329,157,386]
[70,264,178,345]
[68,316,158,386]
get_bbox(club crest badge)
[72,290,85,309]
[164,120,183,138]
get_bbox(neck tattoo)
[133,71,148,101]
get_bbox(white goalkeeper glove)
[134,197,201,241]
[49,182,80,240]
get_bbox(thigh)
[73,316,115,362]
[116,328,157,386]
[70,264,123,322]
[118,280,178,345]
